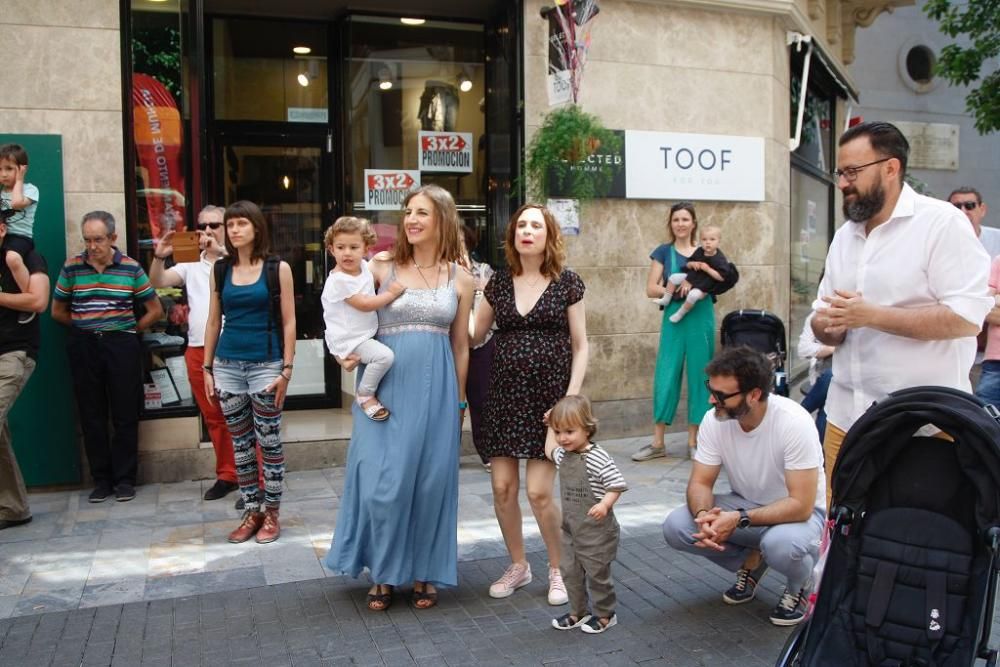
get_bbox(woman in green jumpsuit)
[632,202,715,461]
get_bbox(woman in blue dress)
[325,184,473,611]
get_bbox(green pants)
[652,297,715,426]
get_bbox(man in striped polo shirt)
[52,211,162,503]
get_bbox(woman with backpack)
[203,200,296,545]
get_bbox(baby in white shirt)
[321,217,405,421]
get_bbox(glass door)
[218,137,338,406]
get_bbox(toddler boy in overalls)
[545,395,628,633]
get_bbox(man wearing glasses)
[949,187,998,258]
[662,347,825,626]
[811,122,991,508]
[52,211,163,503]
[150,205,246,506]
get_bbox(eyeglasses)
[704,380,743,403]
[832,157,892,182]
[197,222,223,231]
[953,201,980,211]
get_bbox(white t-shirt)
[171,252,215,347]
[695,395,826,512]
[322,260,378,358]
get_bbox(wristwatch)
[736,508,751,529]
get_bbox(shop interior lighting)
[378,66,393,90]
[400,18,426,25]
[297,73,309,87]
[293,46,312,55]
[282,175,292,190]
[297,60,319,88]
[458,68,473,93]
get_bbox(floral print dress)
[481,268,585,459]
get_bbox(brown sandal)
[412,581,437,609]
[366,584,393,611]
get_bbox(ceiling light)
[281,175,292,190]
[293,46,312,55]
[400,18,426,26]
[459,76,473,93]
[297,73,309,87]
[378,66,393,90]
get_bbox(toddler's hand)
[388,281,407,297]
[335,354,361,371]
[587,503,608,521]
[16,165,27,181]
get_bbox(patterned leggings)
[217,390,284,511]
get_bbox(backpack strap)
[264,256,283,357]
[212,257,232,312]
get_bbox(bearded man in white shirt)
[811,121,992,508]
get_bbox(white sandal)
[359,397,390,421]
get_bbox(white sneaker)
[489,562,532,598]
[548,567,569,605]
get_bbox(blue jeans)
[213,358,283,394]
[976,360,1000,408]
[801,368,832,443]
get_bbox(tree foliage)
[924,0,1000,134]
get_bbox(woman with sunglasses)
[632,201,715,462]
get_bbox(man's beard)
[843,179,886,223]
[715,397,751,422]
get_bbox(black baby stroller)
[775,387,1000,666]
[720,309,788,396]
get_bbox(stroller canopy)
[831,386,1000,535]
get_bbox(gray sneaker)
[631,444,666,462]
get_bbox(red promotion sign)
[132,73,186,239]
[418,131,473,173]
[364,169,421,211]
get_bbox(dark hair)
[665,201,698,244]
[0,144,28,167]
[81,210,116,236]
[461,223,479,252]
[223,200,271,264]
[705,346,773,399]
[838,121,909,182]
[504,203,565,279]
[948,186,983,205]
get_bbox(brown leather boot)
[228,511,264,543]
[256,507,280,544]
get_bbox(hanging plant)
[524,105,623,201]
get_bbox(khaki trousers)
[0,351,36,521]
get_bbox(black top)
[682,247,735,294]
[0,249,46,360]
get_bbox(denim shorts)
[213,358,283,394]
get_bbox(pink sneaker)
[489,562,532,598]
[548,566,569,605]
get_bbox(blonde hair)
[548,395,599,438]
[395,185,464,265]
[504,203,565,279]
[325,216,377,248]
[700,224,722,239]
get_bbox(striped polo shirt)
[53,248,156,332]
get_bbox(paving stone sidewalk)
[0,533,798,667]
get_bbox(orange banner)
[132,73,186,239]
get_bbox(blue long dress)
[325,263,460,587]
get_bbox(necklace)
[415,262,441,296]
[519,272,546,288]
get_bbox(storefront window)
[789,58,838,380]
[343,16,487,251]
[130,0,198,417]
[212,19,328,123]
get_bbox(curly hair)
[705,346,773,399]
[325,216,377,248]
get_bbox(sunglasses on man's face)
[953,201,979,211]
[704,380,743,404]
[196,222,224,230]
